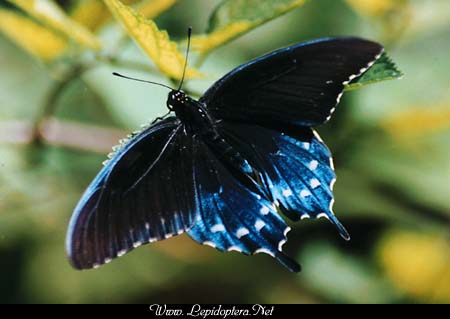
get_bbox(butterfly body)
[168,91,210,133]
[168,90,253,176]
[67,37,384,272]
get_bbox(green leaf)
[69,0,112,32]
[299,241,399,303]
[345,52,403,91]
[0,8,68,61]
[104,0,202,80]
[69,0,173,32]
[137,0,177,19]
[191,0,307,55]
[7,0,101,50]
[345,0,409,17]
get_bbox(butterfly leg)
[151,110,173,124]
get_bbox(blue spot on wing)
[187,139,300,272]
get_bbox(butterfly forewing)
[201,37,383,127]
[66,117,198,269]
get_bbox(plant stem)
[31,65,85,146]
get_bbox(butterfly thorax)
[167,90,253,175]
[168,90,218,136]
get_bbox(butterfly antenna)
[178,26,192,91]
[112,72,174,90]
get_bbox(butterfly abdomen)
[205,133,253,175]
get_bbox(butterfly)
[66,36,384,272]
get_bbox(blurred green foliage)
[0,0,449,304]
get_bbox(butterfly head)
[167,90,189,111]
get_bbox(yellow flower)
[378,230,450,303]
[0,9,67,61]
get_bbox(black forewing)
[66,117,198,270]
[200,37,383,127]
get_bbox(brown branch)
[1,119,128,154]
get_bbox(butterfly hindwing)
[66,117,198,269]
[201,37,383,127]
[219,122,349,240]
[187,138,301,272]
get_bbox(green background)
[0,0,449,304]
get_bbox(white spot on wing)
[284,227,291,237]
[260,206,270,215]
[203,241,216,248]
[211,224,225,233]
[117,250,126,257]
[301,213,310,220]
[317,213,329,220]
[104,258,112,264]
[236,227,250,238]
[309,160,319,170]
[278,239,287,251]
[228,246,242,253]
[282,189,293,197]
[255,220,266,231]
[93,263,100,269]
[133,241,142,248]
[310,178,321,189]
[303,142,310,150]
[329,198,335,213]
[278,227,291,251]
[349,74,358,82]
[330,178,337,191]
[343,51,383,85]
[300,189,311,198]
[164,233,173,239]
[329,157,335,171]
[255,248,275,257]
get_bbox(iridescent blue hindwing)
[187,138,301,272]
[220,122,350,240]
